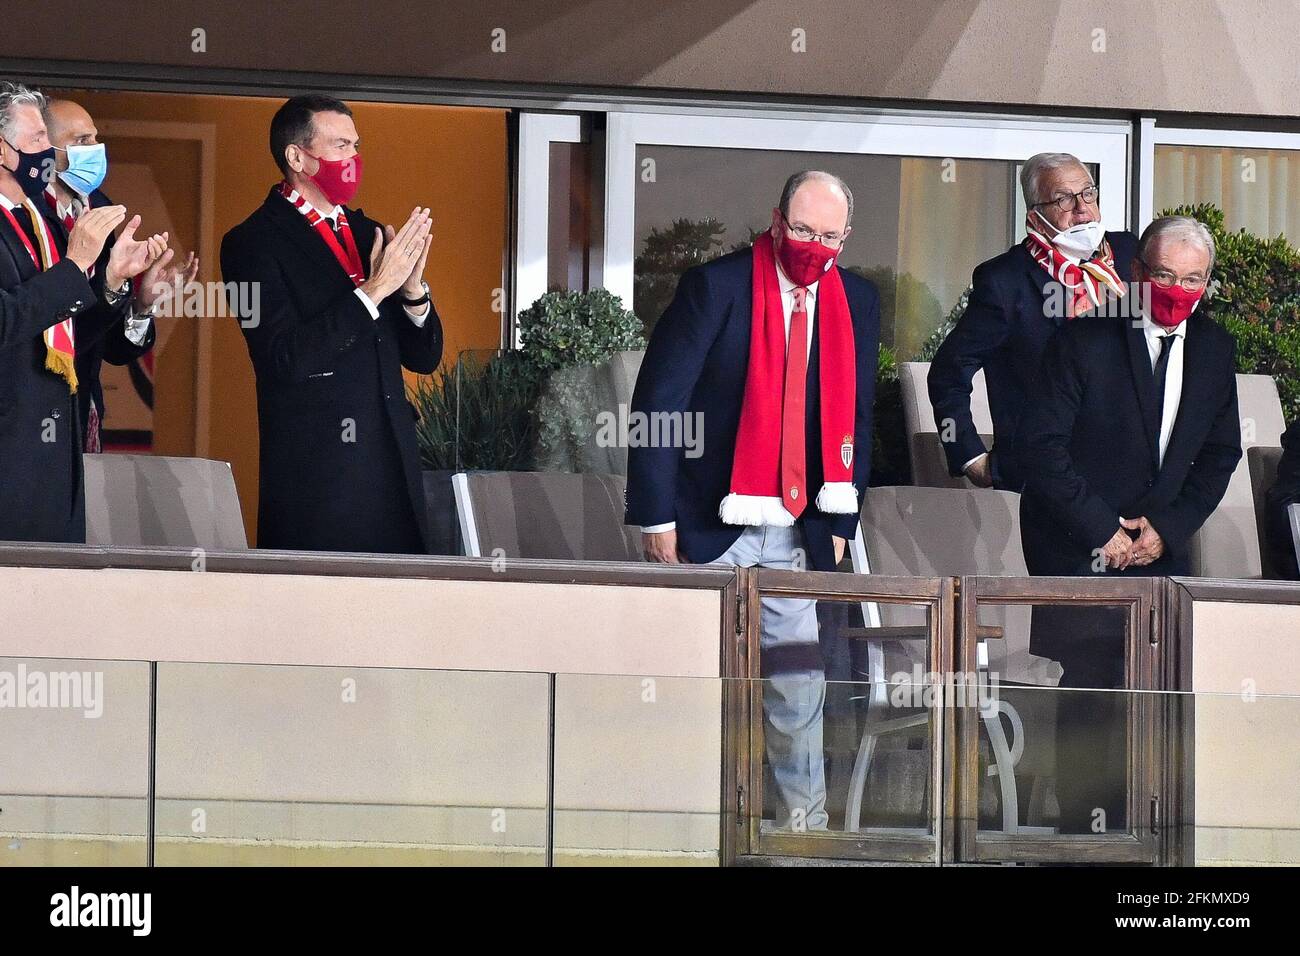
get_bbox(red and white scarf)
[719,232,858,526]
[1,198,77,391]
[277,181,364,285]
[1024,221,1126,318]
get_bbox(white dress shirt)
[311,201,431,327]
[642,259,818,534]
[1141,313,1187,468]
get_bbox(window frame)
[1138,120,1300,232]
[600,107,1133,310]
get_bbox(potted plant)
[409,289,646,551]
[520,289,646,474]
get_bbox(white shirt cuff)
[353,287,380,320]
[962,452,989,474]
[124,310,152,347]
[641,522,676,534]
[404,301,431,326]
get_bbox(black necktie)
[1152,333,1174,446]
[10,204,41,252]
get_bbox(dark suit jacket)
[66,188,156,438]
[625,248,881,572]
[1016,312,1242,578]
[0,199,104,543]
[928,231,1139,490]
[220,187,443,554]
[1264,419,1300,580]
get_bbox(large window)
[632,146,1020,357]
[603,110,1129,356]
[1155,142,1300,240]
[1142,126,1300,242]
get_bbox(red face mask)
[1147,280,1203,328]
[305,150,363,206]
[776,232,840,287]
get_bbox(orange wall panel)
[52,89,508,543]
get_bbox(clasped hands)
[1099,516,1164,570]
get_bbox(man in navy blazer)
[928,152,1139,491]
[627,171,880,831]
[1016,215,1241,833]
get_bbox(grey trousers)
[715,524,828,831]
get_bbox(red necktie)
[780,286,809,519]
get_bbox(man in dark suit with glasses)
[929,151,1139,492]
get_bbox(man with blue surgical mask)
[928,152,1140,492]
[44,98,198,452]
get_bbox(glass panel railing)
[152,662,551,866]
[2,656,1296,866]
[1188,690,1300,867]
[962,684,1153,852]
[976,601,1135,838]
[0,657,150,866]
[552,673,722,866]
[747,573,948,863]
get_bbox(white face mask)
[1034,210,1104,259]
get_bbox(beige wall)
[7,2,1300,118]
[0,567,725,863]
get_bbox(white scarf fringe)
[815,481,859,514]
[718,494,796,527]
[719,482,859,526]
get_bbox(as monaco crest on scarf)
[840,434,854,470]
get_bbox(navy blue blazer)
[928,231,1139,490]
[625,248,881,572]
[1016,311,1241,578]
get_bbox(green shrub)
[872,344,910,485]
[517,288,645,373]
[412,350,542,471]
[413,289,645,472]
[917,285,971,363]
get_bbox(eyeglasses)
[781,212,848,248]
[1032,185,1100,212]
[1140,258,1208,292]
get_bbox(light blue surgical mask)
[55,142,107,195]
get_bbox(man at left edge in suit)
[0,80,165,544]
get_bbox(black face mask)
[2,138,57,200]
